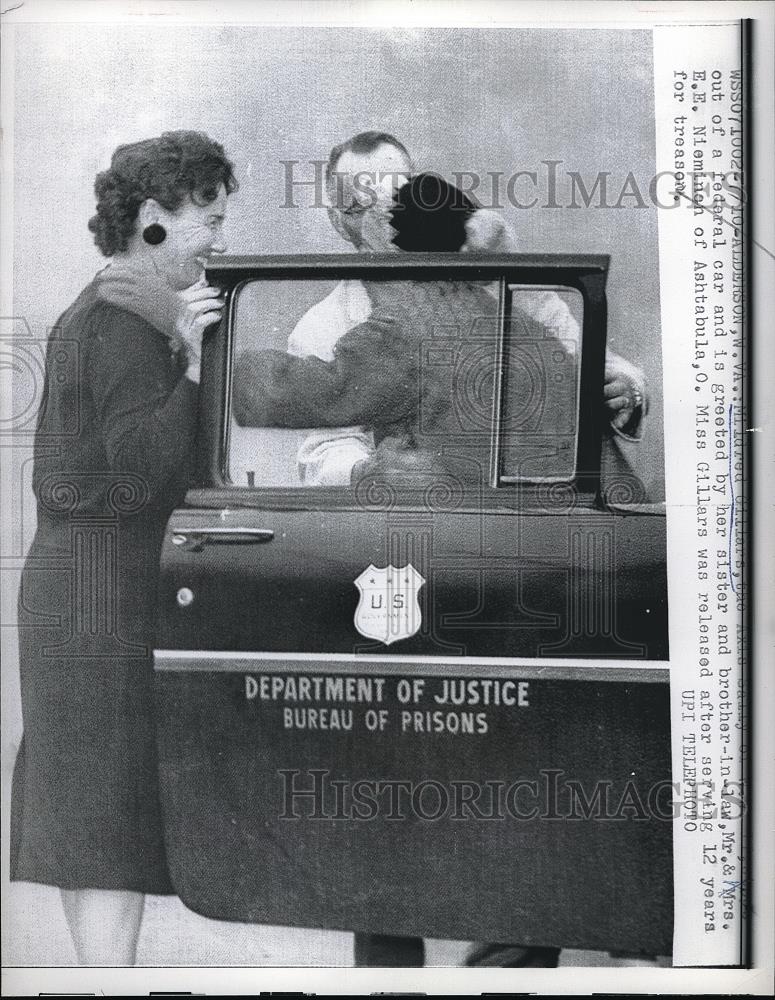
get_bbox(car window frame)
[195,253,609,512]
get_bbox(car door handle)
[171,526,275,552]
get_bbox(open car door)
[154,254,671,955]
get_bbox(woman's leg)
[60,889,145,966]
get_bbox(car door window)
[226,277,583,491]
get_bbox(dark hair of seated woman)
[388,173,476,253]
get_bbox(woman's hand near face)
[96,262,223,383]
[175,279,224,384]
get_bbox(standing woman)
[10,131,237,965]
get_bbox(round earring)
[142,223,166,245]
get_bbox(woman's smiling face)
[154,183,228,288]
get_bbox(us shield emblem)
[354,564,425,645]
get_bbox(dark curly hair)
[88,131,238,256]
[388,173,476,252]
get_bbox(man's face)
[327,143,413,251]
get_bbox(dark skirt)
[10,510,174,894]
